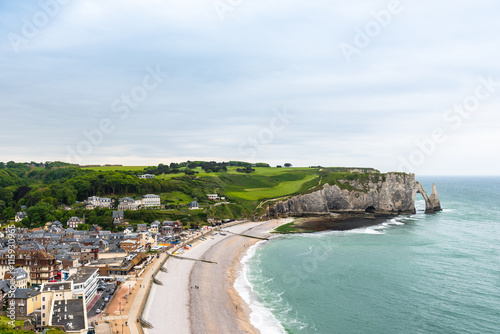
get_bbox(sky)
[1,0,499,175]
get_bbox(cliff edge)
[267,172,441,217]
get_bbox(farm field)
[81,165,147,172]
[227,174,319,201]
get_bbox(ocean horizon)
[237,176,500,334]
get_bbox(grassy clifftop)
[0,162,383,228]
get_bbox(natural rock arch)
[415,182,442,213]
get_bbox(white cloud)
[0,0,499,174]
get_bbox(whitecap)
[234,242,287,334]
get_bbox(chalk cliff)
[267,172,441,217]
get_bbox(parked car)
[96,309,101,314]
[104,296,110,302]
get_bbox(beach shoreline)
[144,219,289,334]
[189,219,288,334]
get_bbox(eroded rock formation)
[267,172,441,217]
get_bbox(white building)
[141,194,161,207]
[87,196,112,208]
[138,174,155,179]
[66,268,99,306]
[207,194,219,201]
[67,217,84,229]
[118,197,139,211]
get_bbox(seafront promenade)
[94,221,251,334]
[143,219,286,334]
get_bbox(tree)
[284,163,292,168]
[14,186,31,201]
[2,207,15,220]
[26,202,56,227]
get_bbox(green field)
[227,174,318,201]
[161,191,193,205]
[81,165,147,171]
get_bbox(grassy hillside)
[0,161,382,228]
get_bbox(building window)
[42,305,45,310]
[42,297,45,302]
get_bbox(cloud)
[0,0,499,174]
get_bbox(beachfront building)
[161,221,183,235]
[105,252,148,276]
[66,268,99,306]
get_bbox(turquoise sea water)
[242,177,500,334]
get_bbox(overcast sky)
[1,0,499,175]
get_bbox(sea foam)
[234,241,287,334]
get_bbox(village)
[0,193,232,334]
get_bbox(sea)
[235,176,500,334]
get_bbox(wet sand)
[289,213,397,232]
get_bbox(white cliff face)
[268,173,441,216]
[429,183,442,212]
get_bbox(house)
[15,211,28,222]
[4,268,30,289]
[0,280,10,308]
[67,217,84,229]
[136,223,148,232]
[105,252,148,276]
[112,211,125,225]
[161,221,183,235]
[141,194,161,208]
[138,174,155,179]
[8,288,41,318]
[207,194,219,201]
[188,201,200,210]
[149,222,159,234]
[120,239,140,253]
[87,196,112,208]
[0,249,59,284]
[118,197,139,211]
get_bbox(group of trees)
[0,160,277,229]
[236,166,256,173]
[0,160,228,228]
[142,161,270,175]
